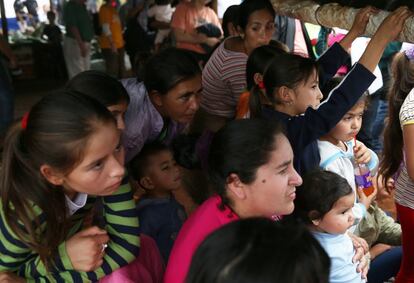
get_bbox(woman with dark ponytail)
[380,47,414,283]
[235,42,288,119]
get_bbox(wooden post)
[270,0,414,43]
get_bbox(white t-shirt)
[147,4,175,23]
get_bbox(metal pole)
[0,0,8,41]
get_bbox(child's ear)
[226,173,247,200]
[236,25,244,38]
[139,176,154,190]
[148,90,163,108]
[309,210,321,226]
[274,86,294,105]
[40,164,64,186]
[253,73,263,86]
[228,23,238,36]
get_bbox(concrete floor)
[13,77,67,120]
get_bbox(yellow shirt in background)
[99,5,124,49]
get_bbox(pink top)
[171,2,221,54]
[163,195,239,283]
[293,19,309,57]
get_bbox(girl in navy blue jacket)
[249,7,411,176]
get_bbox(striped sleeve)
[400,88,414,126]
[0,184,140,282]
[201,40,248,118]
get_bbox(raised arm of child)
[338,6,379,51]
[287,7,411,148]
[358,7,412,72]
[317,6,377,85]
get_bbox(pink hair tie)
[21,112,29,129]
[258,81,265,90]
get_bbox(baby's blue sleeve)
[367,149,379,175]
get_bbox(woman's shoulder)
[175,196,231,236]
[223,37,247,55]
[175,1,191,11]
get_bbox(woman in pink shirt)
[171,0,222,62]
[164,119,302,283]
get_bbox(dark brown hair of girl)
[380,52,414,184]
[0,91,116,268]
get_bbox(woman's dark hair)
[66,70,130,106]
[0,91,116,267]
[186,218,330,283]
[208,119,285,208]
[293,170,353,224]
[238,0,275,31]
[246,44,288,117]
[222,5,239,38]
[143,47,202,95]
[172,134,213,204]
[380,52,414,183]
[172,134,201,170]
[263,53,319,104]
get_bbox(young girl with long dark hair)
[0,91,139,281]
[380,46,414,283]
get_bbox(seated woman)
[121,47,203,163]
[164,118,369,283]
[193,0,275,133]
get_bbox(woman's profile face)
[158,74,202,124]
[243,9,275,52]
[242,134,302,217]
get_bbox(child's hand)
[66,226,109,272]
[349,6,379,38]
[375,6,412,43]
[353,141,371,164]
[339,6,378,50]
[348,232,370,279]
[357,184,377,209]
[0,272,26,283]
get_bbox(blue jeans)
[371,99,388,153]
[0,60,14,136]
[368,246,402,283]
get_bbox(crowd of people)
[1,0,414,282]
